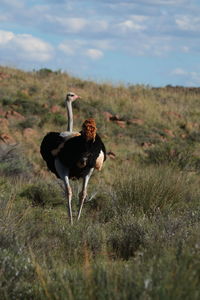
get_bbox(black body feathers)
[40,132,64,178]
[40,132,106,179]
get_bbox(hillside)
[0,66,200,299]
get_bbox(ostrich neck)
[66,101,73,132]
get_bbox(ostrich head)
[66,92,80,102]
[82,118,97,141]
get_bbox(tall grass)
[1,66,200,299]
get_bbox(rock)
[0,118,9,131]
[110,114,120,121]
[5,110,25,121]
[115,120,126,128]
[23,128,37,139]
[141,142,153,148]
[180,133,187,139]
[0,107,6,116]
[0,72,11,80]
[128,118,144,125]
[165,111,182,119]
[50,105,61,113]
[107,151,116,159]
[103,111,113,121]
[42,103,49,109]
[0,133,16,145]
[163,129,175,137]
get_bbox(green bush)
[20,180,64,207]
[145,140,198,170]
[0,145,32,178]
[52,112,66,126]
[112,165,189,215]
[13,98,48,116]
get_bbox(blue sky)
[0,0,200,86]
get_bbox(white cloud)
[58,39,87,56]
[171,68,200,86]
[171,68,187,75]
[0,30,14,45]
[0,15,9,22]
[90,20,108,32]
[117,16,147,33]
[1,0,25,8]
[58,39,105,60]
[85,49,104,60]
[45,15,87,32]
[175,15,200,31]
[13,34,53,61]
[181,46,190,53]
[0,30,53,62]
[118,20,146,31]
[58,43,75,55]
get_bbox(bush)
[20,180,64,207]
[0,145,32,178]
[111,165,189,216]
[109,221,145,260]
[145,140,198,170]
[13,98,48,116]
[52,113,66,126]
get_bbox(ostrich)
[40,92,81,177]
[40,93,106,224]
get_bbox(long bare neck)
[66,100,73,132]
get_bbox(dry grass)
[1,66,200,299]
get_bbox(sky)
[0,0,200,86]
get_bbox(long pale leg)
[77,168,94,221]
[55,158,73,225]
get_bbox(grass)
[0,65,200,299]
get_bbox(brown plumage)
[81,118,97,141]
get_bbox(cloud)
[58,40,87,55]
[175,15,200,31]
[0,15,9,22]
[0,30,14,45]
[117,20,146,32]
[45,16,87,33]
[171,68,200,86]
[116,15,148,33]
[171,68,187,75]
[85,49,104,60]
[91,39,114,50]
[58,39,104,60]
[44,14,108,35]
[1,0,25,8]
[0,30,53,62]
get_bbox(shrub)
[36,68,53,76]
[52,113,66,126]
[13,98,48,116]
[112,165,189,216]
[20,180,64,207]
[145,140,198,170]
[0,145,32,178]
[17,116,39,129]
[109,221,145,260]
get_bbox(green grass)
[0,66,200,299]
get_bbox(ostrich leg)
[55,158,73,225]
[77,168,94,221]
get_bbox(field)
[0,66,200,299]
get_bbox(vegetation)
[0,66,200,299]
